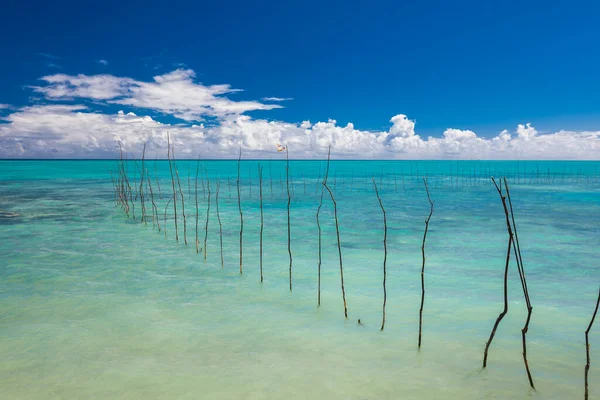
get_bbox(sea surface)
[1,159,599,399]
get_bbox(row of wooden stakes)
[109,139,599,398]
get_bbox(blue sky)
[0,0,599,158]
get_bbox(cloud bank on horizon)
[0,68,599,159]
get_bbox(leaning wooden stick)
[195,158,200,253]
[418,178,434,347]
[173,153,188,246]
[139,143,147,225]
[483,177,512,367]
[164,194,174,239]
[237,148,244,274]
[204,180,211,259]
[505,178,535,389]
[258,164,264,283]
[167,134,178,242]
[323,181,348,319]
[316,146,331,306]
[146,168,160,231]
[216,179,224,268]
[373,178,387,331]
[286,147,293,291]
[585,286,600,400]
[154,156,162,199]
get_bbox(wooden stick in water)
[286,147,293,291]
[323,180,348,319]
[258,164,264,282]
[146,168,160,231]
[167,134,178,242]
[173,151,188,246]
[418,178,434,348]
[237,148,244,274]
[373,178,387,331]
[585,286,600,400]
[316,146,331,306]
[139,144,147,225]
[214,179,224,267]
[195,158,200,253]
[164,194,174,238]
[154,156,162,199]
[483,177,512,367]
[204,180,211,259]
[505,178,535,389]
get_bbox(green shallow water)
[1,160,599,399]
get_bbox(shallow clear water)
[1,159,599,399]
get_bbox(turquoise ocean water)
[1,159,599,399]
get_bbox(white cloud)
[516,122,537,140]
[96,59,109,66]
[0,105,599,159]
[262,97,293,102]
[32,73,135,100]
[31,69,282,122]
[1,68,599,159]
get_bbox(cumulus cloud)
[1,68,599,159]
[0,104,599,159]
[31,69,282,121]
[516,122,537,140]
[96,59,109,66]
